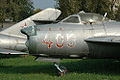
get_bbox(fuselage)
[0,34,27,52]
[23,21,120,58]
[0,8,61,54]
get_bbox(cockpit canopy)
[60,13,108,24]
[62,15,80,23]
[79,13,104,23]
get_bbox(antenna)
[102,12,108,35]
[102,12,107,21]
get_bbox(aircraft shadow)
[0,59,120,76]
[62,59,120,75]
[0,63,56,76]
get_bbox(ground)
[0,56,120,80]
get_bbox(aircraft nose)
[21,26,36,37]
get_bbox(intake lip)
[25,40,29,47]
[21,26,36,37]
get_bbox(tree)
[55,0,80,19]
[32,9,41,14]
[115,5,120,21]
[0,0,10,28]
[0,0,34,22]
[55,0,120,20]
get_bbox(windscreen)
[63,16,80,23]
[79,13,106,23]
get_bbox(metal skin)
[0,8,61,38]
[0,34,27,52]
[21,13,120,59]
[0,8,61,54]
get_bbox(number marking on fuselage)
[42,34,76,48]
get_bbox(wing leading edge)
[85,36,120,43]
[0,48,28,55]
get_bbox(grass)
[0,56,120,80]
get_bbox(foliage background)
[55,0,120,21]
[0,0,34,22]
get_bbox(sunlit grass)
[0,56,120,80]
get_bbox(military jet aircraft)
[0,8,61,55]
[21,12,120,76]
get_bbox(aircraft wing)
[32,8,61,24]
[33,20,56,24]
[85,36,120,43]
[0,48,28,55]
[85,36,120,58]
[31,8,61,21]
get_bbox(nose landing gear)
[54,63,68,76]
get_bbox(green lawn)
[0,56,120,80]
